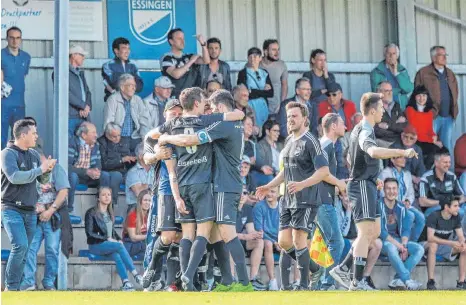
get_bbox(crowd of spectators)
[1,25,466,291]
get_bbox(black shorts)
[157,195,182,232]
[279,206,318,234]
[176,183,215,224]
[214,192,240,225]
[348,180,381,223]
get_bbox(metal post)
[396,0,417,80]
[53,0,69,290]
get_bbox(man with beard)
[260,39,288,115]
[197,38,232,91]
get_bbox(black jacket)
[97,135,133,174]
[374,102,408,142]
[85,207,121,245]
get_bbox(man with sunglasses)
[415,46,459,158]
[318,83,356,132]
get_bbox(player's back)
[348,121,380,183]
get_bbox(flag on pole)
[309,227,334,268]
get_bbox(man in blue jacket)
[380,178,424,290]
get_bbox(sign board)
[106,0,196,60]
[1,0,104,41]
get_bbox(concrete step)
[0,257,460,290]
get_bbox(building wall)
[1,0,465,154]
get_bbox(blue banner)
[106,0,197,60]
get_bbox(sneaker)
[388,278,406,290]
[280,284,293,291]
[456,281,466,290]
[310,267,324,290]
[268,278,279,291]
[206,277,215,291]
[149,279,165,291]
[329,265,351,289]
[292,281,300,290]
[251,277,267,291]
[405,279,421,290]
[134,274,144,286]
[21,285,36,291]
[426,279,436,290]
[121,281,135,292]
[292,285,308,291]
[364,276,377,290]
[142,269,155,289]
[349,280,367,291]
[43,285,56,291]
[181,275,196,291]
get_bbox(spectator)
[243,116,257,165]
[405,86,443,169]
[380,178,423,290]
[374,81,408,147]
[340,112,363,159]
[251,120,283,188]
[370,43,414,110]
[237,47,274,130]
[1,26,31,149]
[278,78,318,138]
[318,83,357,131]
[425,196,466,290]
[415,46,459,156]
[98,123,136,186]
[21,148,70,291]
[233,85,257,132]
[260,39,288,115]
[419,148,466,218]
[104,74,146,153]
[1,119,55,291]
[85,187,143,291]
[161,28,210,98]
[102,37,143,101]
[240,155,253,192]
[253,186,280,291]
[22,116,44,150]
[141,76,175,136]
[125,143,154,209]
[390,125,426,187]
[236,186,265,291]
[197,37,231,91]
[67,45,92,138]
[302,49,336,105]
[206,79,222,97]
[455,133,466,192]
[122,190,151,257]
[379,157,425,242]
[68,122,122,213]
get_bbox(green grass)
[2,291,466,305]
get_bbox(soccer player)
[159,89,253,291]
[256,102,330,290]
[335,92,417,291]
[145,87,244,291]
[142,100,183,291]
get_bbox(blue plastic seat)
[76,184,89,192]
[119,183,125,192]
[69,215,82,225]
[1,249,10,261]
[114,216,124,225]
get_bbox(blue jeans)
[316,204,344,288]
[21,221,61,289]
[381,239,424,282]
[1,105,25,149]
[1,209,37,290]
[68,170,123,212]
[68,118,85,138]
[250,170,273,189]
[433,115,453,155]
[89,241,136,281]
[407,208,425,242]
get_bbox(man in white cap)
[68,44,92,137]
[141,76,176,136]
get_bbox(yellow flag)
[309,227,334,268]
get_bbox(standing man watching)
[260,39,288,116]
[197,37,232,91]
[1,27,31,149]
[161,28,210,98]
[343,93,418,290]
[256,102,330,290]
[1,119,56,291]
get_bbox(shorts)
[424,240,459,262]
[279,206,318,234]
[176,183,215,224]
[156,195,182,232]
[348,180,381,223]
[214,192,240,225]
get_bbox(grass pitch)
[2,291,466,305]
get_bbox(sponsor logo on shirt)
[177,156,208,167]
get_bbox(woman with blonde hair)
[85,187,143,291]
[123,189,151,257]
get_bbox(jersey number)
[184,127,197,154]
